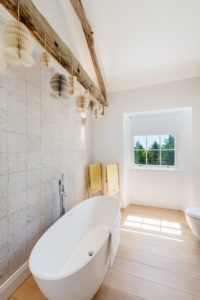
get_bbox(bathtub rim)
[29,196,121,281]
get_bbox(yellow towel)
[106,164,120,193]
[89,164,102,191]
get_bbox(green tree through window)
[147,140,160,165]
[134,135,175,166]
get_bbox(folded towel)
[106,164,120,193]
[110,211,121,266]
[89,163,102,191]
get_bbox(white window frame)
[132,134,176,170]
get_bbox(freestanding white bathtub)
[29,196,121,300]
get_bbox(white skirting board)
[0,261,30,300]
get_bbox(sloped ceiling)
[82,0,200,92]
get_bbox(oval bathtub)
[29,196,121,300]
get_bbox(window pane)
[134,136,146,150]
[161,150,175,165]
[147,150,160,165]
[161,135,174,149]
[147,135,160,150]
[134,150,146,164]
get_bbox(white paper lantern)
[76,94,89,113]
[50,73,69,99]
[2,20,35,67]
[39,51,53,68]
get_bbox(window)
[134,135,175,167]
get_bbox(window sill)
[130,166,181,172]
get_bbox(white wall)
[123,108,192,210]
[93,78,200,209]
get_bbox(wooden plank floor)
[9,205,200,300]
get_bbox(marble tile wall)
[0,55,93,285]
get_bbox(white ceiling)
[82,0,200,92]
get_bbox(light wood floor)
[9,205,200,300]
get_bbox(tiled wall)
[0,55,93,285]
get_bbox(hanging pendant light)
[76,93,89,113]
[2,4,35,67]
[87,99,97,112]
[50,73,69,99]
[49,48,69,99]
[39,35,53,68]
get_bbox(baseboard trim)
[0,261,30,300]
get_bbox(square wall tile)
[8,172,26,194]
[8,133,27,153]
[40,152,52,167]
[27,152,41,170]
[27,99,40,120]
[8,112,26,134]
[8,190,26,213]
[27,169,40,189]
[9,208,26,234]
[8,153,26,173]
[7,73,26,100]
[27,135,40,152]
[27,82,40,104]
[7,92,26,117]
[27,186,40,205]
[27,118,40,136]
[26,217,40,241]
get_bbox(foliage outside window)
[134,135,175,167]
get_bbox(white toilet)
[185,207,200,240]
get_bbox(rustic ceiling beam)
[0,0,107,106]
[70,0,107,100]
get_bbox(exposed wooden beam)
[70,0,107,100]
[0,0,107,106]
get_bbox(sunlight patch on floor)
[122,214,182,240]
[120,227,183,242]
